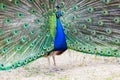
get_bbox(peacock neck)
[54,17,67,51]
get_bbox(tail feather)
[63,0,120,58]
[0,0,54,70]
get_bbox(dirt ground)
[0,50,120,80]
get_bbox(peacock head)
[56,11,63,19]
[56,5,63,19]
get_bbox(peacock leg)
[47,56,51,66]
[52,52,59,71]
[52,53,56,66]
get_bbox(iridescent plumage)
[0,0,120,70]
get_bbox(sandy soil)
[0,50,120,80]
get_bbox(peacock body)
[0,0,120,70]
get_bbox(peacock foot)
[48,66,63,72]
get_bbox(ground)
[0,50,120,80]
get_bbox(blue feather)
[54,12,67,51]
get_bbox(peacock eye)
[21,37,27,43]
[13,0,21,6]
[4,18,11,24]
[29,57,32,61]
[73,6,78,11]
[108,51,110,54]
[37,53,41,57]
[102,0,111,4]
[2,48,7,54]
[16,46,21,51]
[50,0,54,3]
[98,21,104,26]
[34,19,41,24]
[16,12,24,18]
[41,51,44,56]
[6,38,11,44]
[88,50,91,52]
[28,0,34,2]
[18,47,20,50]
[30,30,35,34]
[41,3,46,8]
[106,28,112,34]
[102,10,109,15]
[24,60,27,64]
[114,17,120,23]
[47,48,50,51]
[0,3,7,10]
[98,35,105,40]
[87,7,94,12]
[82,24,87,29]
[3,5,6,8]
[18,62,21,65]
[86,18,92,23]
[79,47,82,50]
[29,9,36,15]
[107,50,112,55]
[19,14,22,16]
[85,36,90,41]
[100,51,103,53]
[94,48,97,50]
[114,39,119,44]
[33,56,37,59]
[12,64,15,68]
[114,53,117,55]
[1,64,4,68]
[91,30,96,35]
[16,1,19,4]
[12,29,19,35]
[23,23,29,28]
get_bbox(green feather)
[48,12,56,39]
[0,0,120,71]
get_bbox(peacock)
[0,0,120,70]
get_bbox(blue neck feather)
[54,12,67,51]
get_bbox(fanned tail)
[0,0,54,70]
[0,0,120,70]
[62,0,120,57]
